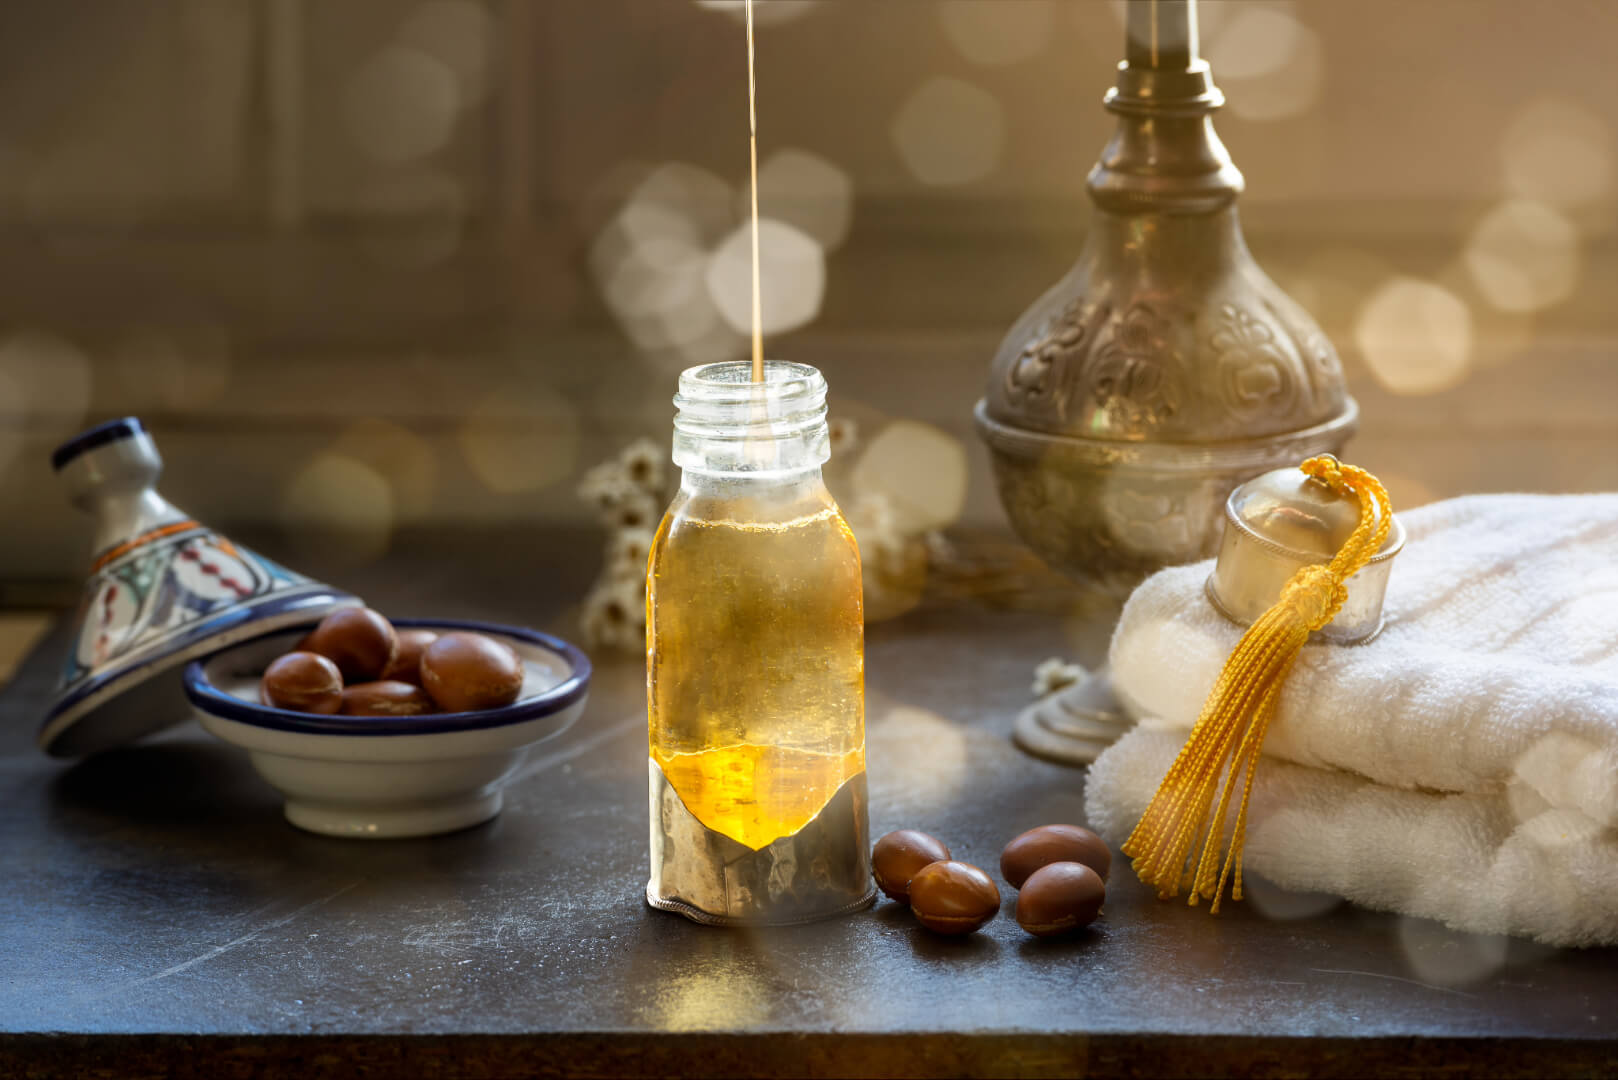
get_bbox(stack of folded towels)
[1085,493,1618,947]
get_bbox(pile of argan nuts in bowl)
[260,607,525,717]
[872,824,1110,938]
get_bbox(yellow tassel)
[1120,455,1393,913]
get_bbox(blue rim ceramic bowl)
[184,618,591,838]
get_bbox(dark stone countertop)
[2,532,1615,1078]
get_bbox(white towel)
[1086,493,1618,947]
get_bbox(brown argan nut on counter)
[341,680,437,717]
[908,861,1001,936]
[300,607,398,684]
[381,629,438,685]
[261,651,344,714]
[1015,861,1105,938]
[872,830,952,904]
[1001,824,1112,888]
[420,632,524,712]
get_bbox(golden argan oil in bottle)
[645,361,873,925]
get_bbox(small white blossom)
[828,417,859,457]
[1032,657,1087,698]
[608,526,656,580]
[582,578,646,653]
[578,461,632,513]
[610,490,660,532]
[846,492,907,572]
[618,437,667,496]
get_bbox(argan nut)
[1001,824,1112,888]
[341,680,438,717]
[420,632,524,712]
[300,607,398,683]
[381,629,438,685]
[260,651,343,714]
[1015,862,1105,938]
[872,830,952,903]
[908,861,1001,936]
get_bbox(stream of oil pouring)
[747,0,764,383]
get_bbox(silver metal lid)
[1205,465,1404,645]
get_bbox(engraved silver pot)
[975,0,1357,603]
[976,0,1359,766]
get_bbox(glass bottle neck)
[672,360,830,477]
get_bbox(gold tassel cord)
[1120,455,1393,913]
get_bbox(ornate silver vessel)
[975,0,1358,764]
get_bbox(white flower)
[1032,657,1087,698]
[828,417,858,457]
[618,437,667,496]
[846,492,907,572]
[582,578,646,653]
[578,461,631,513]
[609,490,660,532]
[608,526,656,580]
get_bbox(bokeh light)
[1354,277,1474,396]
[1512,733,1610,826]
[1286,248,1394,327]
[851,421,968,534]
[593,203,721,354]
[626,162,737,247]
[1500,95,1617,209]
[892,77,1006,187]
[1207,6,1323,122]
[1433,260,1535,372]
[343,45,459,165]
[646,966,773,1032]
[1396,916,1509,988]
[1463,200,1580,314]
[939,0,1055,68]
[705,218,826,337]
[331,417,440,523]
[1244,874,1342,922]
[589,164,750,363]
[395,1,496,113]
[752,149,853,251]
[280,453,395,566]
[1207,6,1301,80]
[590,151,849,361]
[867,704,969,816]
[458,382,581,495]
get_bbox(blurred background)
[1,0,1615,595]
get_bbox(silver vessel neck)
[1088,0,1243,215]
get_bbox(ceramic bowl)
[184,619,590,839]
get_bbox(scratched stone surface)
[1,529,1615,1077]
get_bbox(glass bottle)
[645,360,874,925]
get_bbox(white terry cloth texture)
[1085,493,1618,947]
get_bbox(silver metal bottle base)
[1013,666,1134,767]
[646,758,875,927]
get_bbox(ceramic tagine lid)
[39,418,360,757]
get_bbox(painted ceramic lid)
[39,418,360,757]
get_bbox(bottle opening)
[673,360,829,475]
